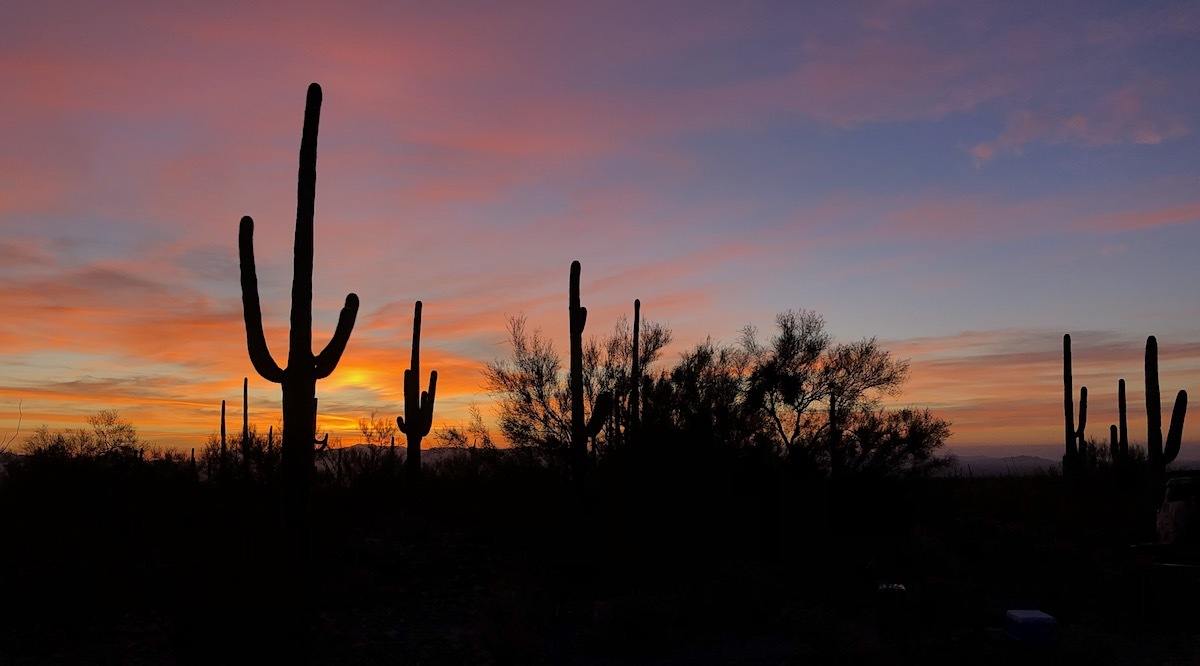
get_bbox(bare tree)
[357,411,398,447]
[484,314,671,451]
[842,407,952,477]
[822,338,909,475]
[743,310,831,452]
[483,316,572,449]
[436,404,496,449]
[23,409,143,460]
[0,400,21,455]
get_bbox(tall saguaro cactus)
[1145,336,1188,479]
[238,83,360,560]
[1062,334,1088,474]
[569,261,613,470]
[629,299,641,437]
[396,301,437,475]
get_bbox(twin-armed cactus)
[1062,334,1088,474]
[396,301,437,475]
[238,83,359,556]
[569,261,613,470]
[1145,336,1188,479]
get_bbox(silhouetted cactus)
[630,299,641,437]
[1109,424,1118,460]
[1062,334,1088,475]
[238,83,359,563]
[569,261,613,469]
[1145,336,1188,479]
[396,301,437,476]
[220,398,227,476]
[241,377,250,475]
[1118,378,1129,459]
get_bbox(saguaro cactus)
[220,399,227,474]
[241,377,251,474]
[1109,424,1119,460]
[1118,378,1129,458]
[238,83,359,558]
[1062,334,1088,474]
[629,299,641,437]
[569,261,613,469]
[396,301,437,475]
[1145,336,1188,478]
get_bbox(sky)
[1,0,1198,452]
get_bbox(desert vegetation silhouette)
[0,83,1196,664]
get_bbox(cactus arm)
[1076,386,1087,440]
[238,216,286,383]
[314,293,360,379]
[396,415,407,434]
[586,392,614,438]
[1164,390,1187,465]
[1109,425,1118,459]
[420,370,438,436]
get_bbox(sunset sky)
[2,1,1198,452]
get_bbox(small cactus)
[313,397,328,451]
[396,301,437,475]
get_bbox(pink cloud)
[971,84,1191,164]
[1074,202,1200,233]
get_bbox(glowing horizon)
[2,1,1199,451]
